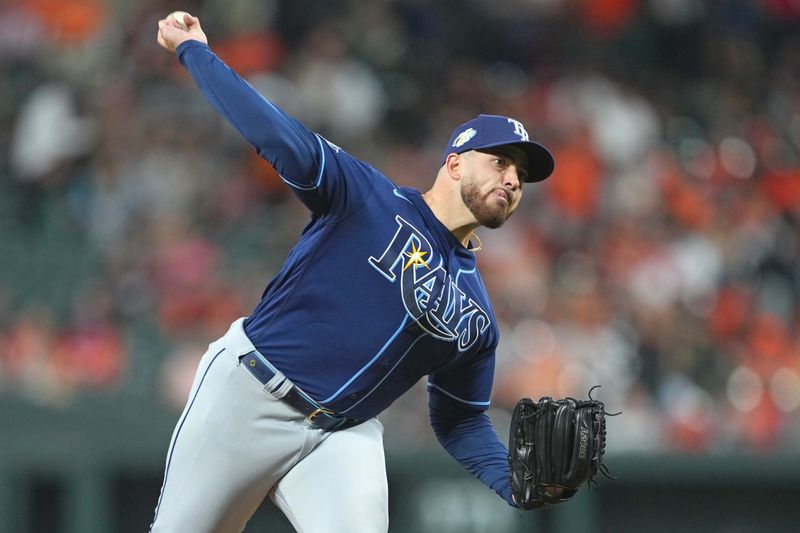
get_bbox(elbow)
[252,135,320,186]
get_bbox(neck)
[421,191,479,248]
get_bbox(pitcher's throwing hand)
[156,11,206,53]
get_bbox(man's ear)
[444,152,463,181]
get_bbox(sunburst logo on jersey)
[452,128,477,148]
[403,242,430,271]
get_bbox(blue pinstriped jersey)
[178,41,514,505]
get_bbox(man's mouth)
[492,188,510,204]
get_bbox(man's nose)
[504,166,521,190]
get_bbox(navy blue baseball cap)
[441,114,555,182]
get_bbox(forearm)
[176,40,320,184]
[429,396,513,505]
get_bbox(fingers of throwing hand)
[156,20,169,51]
[157,19,187,52]
[156,15,207,51]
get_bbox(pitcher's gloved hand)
[508,387,615,510]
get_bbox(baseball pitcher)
[151,12,610,533]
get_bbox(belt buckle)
[307,407,336,424]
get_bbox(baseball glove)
[508,386,614,510]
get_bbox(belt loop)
[269,376,293,400]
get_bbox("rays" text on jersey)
[368,216,490,351]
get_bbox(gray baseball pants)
[149,318,389,533]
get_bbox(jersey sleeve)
[427,352,514,505]
[427,349,495,413]
[176,40,377,216]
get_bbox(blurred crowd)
[1,0,799,455]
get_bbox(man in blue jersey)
[152,12,555,533]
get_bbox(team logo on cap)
[507,118,529,141]
[452,128,477,148]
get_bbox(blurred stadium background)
[1,0,799,531]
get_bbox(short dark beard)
[461,178,509,229]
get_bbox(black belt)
[239,351,363,432]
